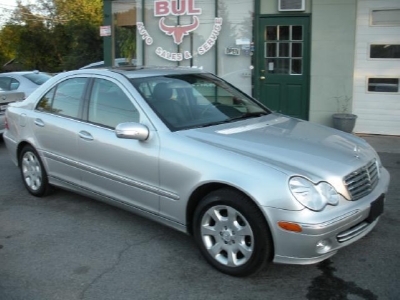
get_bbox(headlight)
[289,177,339,211]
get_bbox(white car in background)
[0,88,24,134]
[0,71,53,98]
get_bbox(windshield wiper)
[193,112,269,129]
[228,111,269,122]
[197,118,233,128]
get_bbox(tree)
[0,0,103,71]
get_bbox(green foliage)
[116,27,136,63]
[0,0,103,72]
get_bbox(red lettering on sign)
[155,0,201,17]
[171,0,186,15]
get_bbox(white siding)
[353,0,400,135]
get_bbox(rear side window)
[23,73,52,85]
[10,78,20,90]
[36,78,88,118]
[0,77,19,90]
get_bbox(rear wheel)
[193,188,273,276]
[19,145,51,197]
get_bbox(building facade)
[102,0,400,135]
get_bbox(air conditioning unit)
[278,0,305,12]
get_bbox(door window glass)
[292,26,303,40]
[266,43,277,57]
[264,25,303,75]
[36,78,87,118]
[291,59,302,75]
[36,88,55,112]
[88,79,139,128]
[279,26,290,40]
[266,26,278,40]
[279,43,290,57]
[52,78,87,118]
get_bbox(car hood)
[181,114,376,182]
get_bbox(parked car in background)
[0,71,53,98]
[3,67,390,276]
[0,88,24,135]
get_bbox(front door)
[256,16,310,120]
[78,77,160,214]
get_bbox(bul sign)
[154,0,202,16]
[137,0,223,62]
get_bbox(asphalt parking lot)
[0,135,399,300]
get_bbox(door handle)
[79,131,94,141]
[34,118,45,127]
[260,76,266,80]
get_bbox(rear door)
[33,77,89,185]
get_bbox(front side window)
[131,73,269,131]
[88,78,139,128]
[36,78,87,118]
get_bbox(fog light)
[316,239,332,254]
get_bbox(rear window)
[23,73,52,85]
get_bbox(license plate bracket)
[367,194,384,223]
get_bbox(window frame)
[368,43,400,60]
[370,8,400,27]
[366,76,400,94]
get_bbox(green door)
[256,16,310,120]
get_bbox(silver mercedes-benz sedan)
[3,67,390,276]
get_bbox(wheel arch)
[186,182,271,237]
[16,141,34,166]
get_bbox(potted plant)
[332,95,357,133]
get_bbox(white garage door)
[353,0,400,135]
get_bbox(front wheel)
[193,188,273,276]
[19,145,51,197]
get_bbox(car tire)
[19,145,51,197]
[193,188,273,276]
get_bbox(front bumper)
[261,167,390,265]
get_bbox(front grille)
[344,160,379,200]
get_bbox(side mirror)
[115,122,149,141]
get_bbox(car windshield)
[23,73,52,85]
[130,73,269,131]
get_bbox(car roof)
[0,71,45,76]
[70,66,207,79]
